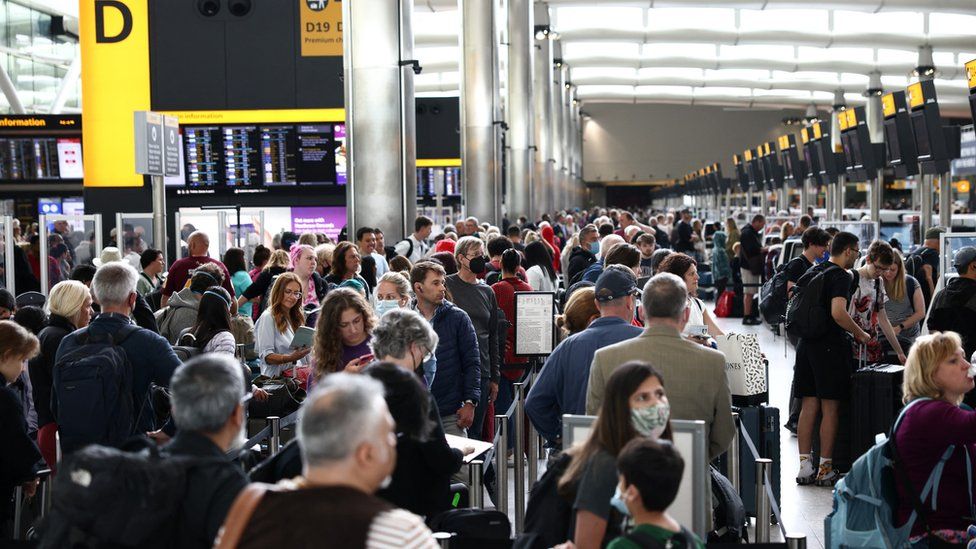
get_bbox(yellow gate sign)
[300,0,343,57]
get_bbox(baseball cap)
[954,246,976,272]
[924,226,946,241]
[595,266,639,302]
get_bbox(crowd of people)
[1,206,975,548]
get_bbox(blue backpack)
[53,324,141,454]
[825,398,974,548]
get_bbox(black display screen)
[911,114,931,160]
[176,123,339,188]
[884,121,901,165]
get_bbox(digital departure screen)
[885,122,902,165]
[911,115,931,159]
[444,168,461,196]
[174,122,341,189]
[416,168,436,197]
[0,137,84,181]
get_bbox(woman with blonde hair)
[238,248,291,318]
[254,272,311,381]
[893,331,976,546]
[557,287,599,342]
[725,217,740,258]
[28,280,92,468]
[312,287,377,377]
[882,250,926,351]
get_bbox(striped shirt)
[366,509,439,549]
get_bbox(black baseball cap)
[595,266,639,302]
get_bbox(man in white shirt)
[394,216,433,264]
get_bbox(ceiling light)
[534,25,550,40]
[913,45,936,80]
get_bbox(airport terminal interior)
[2,0,976,547]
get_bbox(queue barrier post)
[268,416,281,456]
[469,460,484,508]
[786,533,808,549]
[729,412,740,493]
[755,458,772,543]
[513,382,526,533]
[38,468,52,517]
[12,484,23,539]
[433,532,454,548]
[495,414,509,518]
[526,366,539,487]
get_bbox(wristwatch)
[462,399,477,408]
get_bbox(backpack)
[428,509,512,542]
[708,466,747,543]
[759,263,790,324]
[395,238,414,259]
[785,265,841,339]
[824,398,974,549]
[521,452,574,548]
[53,324,141,454]
[624,526,696,549]
[38,439,220,549]
[903,250,927,283]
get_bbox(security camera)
[198,0,220,16]
[229,0,252,16]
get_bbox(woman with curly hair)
[312,287,377,377]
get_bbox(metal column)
[0,60,25,114]
[920,174,933,236]
[746,189,754,214]
[506,0,533,220]
[560,67,571,209]
[866,76,884,224]
[835,177,846,221]
[460,0,501,223]
[343,0,416,241]
[533,4,554,217]
[550,57,565,211]
[799,178,810,216]
[870,170,883,224]
[760,189,769,217]
[939,173,952,230]
[152,175,168,266]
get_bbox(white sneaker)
[796,458,816,485]
[815,462,840,487]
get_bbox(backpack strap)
[213,484,271,549]
[624,526,692,549]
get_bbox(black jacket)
[928,277,976,359]
[28,314,76,428]
[0,386,41,522]
[377,395,464,519]
[567,246,597,285]
[738,224,764,275]
[164,431,248,549]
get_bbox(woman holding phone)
[313,288,377,377]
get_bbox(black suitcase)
[850,364,904,460]
[429,508,512,548]
[715,406,781,518]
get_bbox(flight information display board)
[173,122,345,189]
[0,115,84,183]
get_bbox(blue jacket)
[55,313,181,434]
[581,260,605,283]
[525,316,643,441]
[415,300,482,417]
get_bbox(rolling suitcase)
[724,405,781,518]
[850,364,904,460]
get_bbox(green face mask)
[631,402,670,439]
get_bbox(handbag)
[249,375,306,419]
[714,290,734,318]
[714,333,768,406]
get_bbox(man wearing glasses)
[792,231,870,488]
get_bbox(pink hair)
[289,244,314,269]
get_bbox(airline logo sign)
[966,59,976,92]
[882,93,896,118]
[300,0,343,57]
[907,82,925,109]
[81,0,151,187]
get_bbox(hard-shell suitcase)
[714,406,781,518]
[850,364,904,460]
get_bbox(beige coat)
[587,324,735,460]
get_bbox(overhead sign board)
[163,115,180,177]
[135,111,181,177]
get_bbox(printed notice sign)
[300,0,343,57]
[514,292,555,357]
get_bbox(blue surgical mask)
[590,241,600,255]
[374,299,400,317]
[610,485,631,517]
[423,354,437,388]
[817,250,830,264]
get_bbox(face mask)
[422,354,437,388]
[374,299,400,317]
[968,363,976,379]
[590,241,600,255]
[817,250,829,264]
[610,485,631,517]
[469,256,488,275]
[379,475,393,490]
[631,402,670,439]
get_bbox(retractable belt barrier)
[240,410,300,456]
[12,468,52,540]
[737,419,788,542]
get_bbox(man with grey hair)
[370,308,439,386]
[225,374,438,548]
[166,354,248,548]
[587,272,734,459]
[54,262,181,452]
[446,235,499,439]
[161,230,236,313]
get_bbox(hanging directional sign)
[163,114,180,177]
[134,111,163,175]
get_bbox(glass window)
[555,7,644,31]
[646,8,735,31]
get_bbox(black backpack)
[38,439,221,549]
[708,466,747,543]
[624,526,696,548]
[904,250,927,282]
[759,262,790,324]
[521,452,574,548]
[785,264,842,340]
[52,324,141,454]
[428,508,512,542]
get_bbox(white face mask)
[379,475,393,490]
[374,299,400,317]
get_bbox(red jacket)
[491,276,533,379]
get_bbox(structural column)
[506,0,534,220]
[343,0,416,240]
[561,69,572,209]
[532,3,554,217]
[866,71,883,223]
[460,0,501,224]
[551,58,567,209]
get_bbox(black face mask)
[468,256,488,275]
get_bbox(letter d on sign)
[95,0,132,43]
